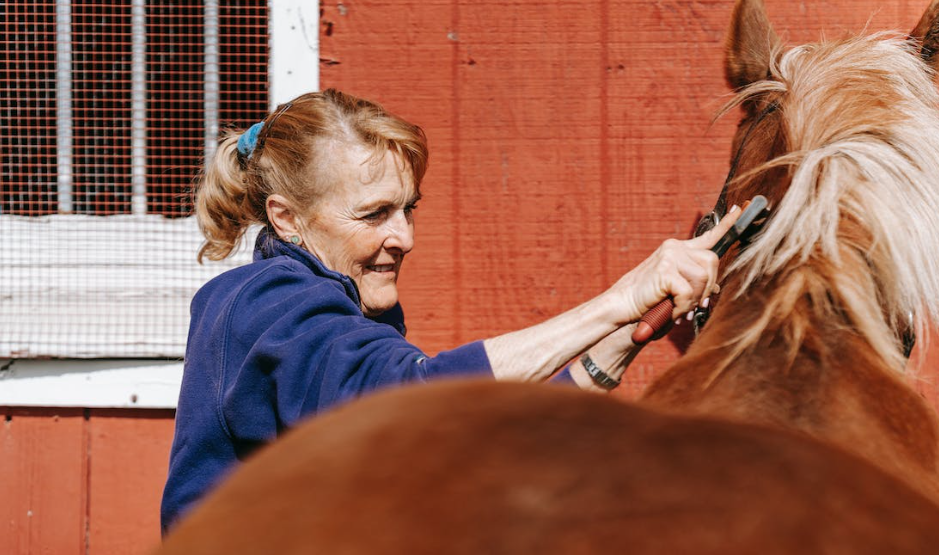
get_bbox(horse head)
[646,0,939,501]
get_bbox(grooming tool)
[631,195,768,345]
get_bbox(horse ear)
[911,0,939,69]
[725,0,780,90]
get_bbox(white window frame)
[0,0,319,409]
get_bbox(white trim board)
[1,214,258,359]
[270,0,320,108]
[0,359,182,409]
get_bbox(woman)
[161,89,739,533]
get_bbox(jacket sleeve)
[218,263,493,442]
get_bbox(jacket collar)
[253,228,361,305]
[251,229,408,336]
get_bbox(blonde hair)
[719,34,939,373]
[195,89,428,262]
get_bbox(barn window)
[0,0,318,407]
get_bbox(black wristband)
[580,353,621,390]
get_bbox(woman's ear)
[266,194,299,240]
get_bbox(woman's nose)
[385,211,415,253]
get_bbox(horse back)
[158,379,939,554]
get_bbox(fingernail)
[730,205,740,214]
[702,297,710,309]
[674,318,682,326]
[686,311,695,321]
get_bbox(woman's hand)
[607,205,743,323]
[567,205,746,392]
[483,203,746,385]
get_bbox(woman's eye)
[363,208,387,221]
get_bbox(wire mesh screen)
[72,0,133,215]
[147,2,202,217]
[0,1,58,215]
[1,0,269,358]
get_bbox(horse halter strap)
[696,100,780,237]
[689,100,779,335]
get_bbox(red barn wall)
[0,408,175,554]
[317,0,939,398]
[4,1,939,553]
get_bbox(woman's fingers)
[665,275,697,319]
[680,199,757,303]
[688,249,720,304]
[614,199,757,324]
[670,241,723,308]
[687,204,742,250]
[634,247,712,319]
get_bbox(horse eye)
[901,311,916,358]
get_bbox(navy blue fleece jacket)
[161,231,509,533]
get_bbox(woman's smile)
[366,263,397,274]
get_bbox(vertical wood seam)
[599,0,610,286]
[451,0,462,344]
[82,409,91,555]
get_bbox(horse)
[157,1,939,553]
[643,0,939,503]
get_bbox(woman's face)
[301,146,419,317]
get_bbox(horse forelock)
[717,33,939,374]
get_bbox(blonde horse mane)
[716,33,939,373]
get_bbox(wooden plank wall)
[4,1,939,553]
[0,408,174,554]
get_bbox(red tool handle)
[631,297,675,345]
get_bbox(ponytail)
[195,132,265,262]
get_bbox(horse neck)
[641,274,939,496]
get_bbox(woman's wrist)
[589,287,634,328]
[570,352,625,392]
[580,352,621,389]
[601,275,650,326]
[483,286,639,383]
[570,322,642,392]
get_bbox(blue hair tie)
[237,122,265,159]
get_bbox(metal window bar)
[55,0,73,213]
[204,0,219,164]
[131,0,146,215]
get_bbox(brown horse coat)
[158,380,939,554]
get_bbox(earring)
[289,235,301,245]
